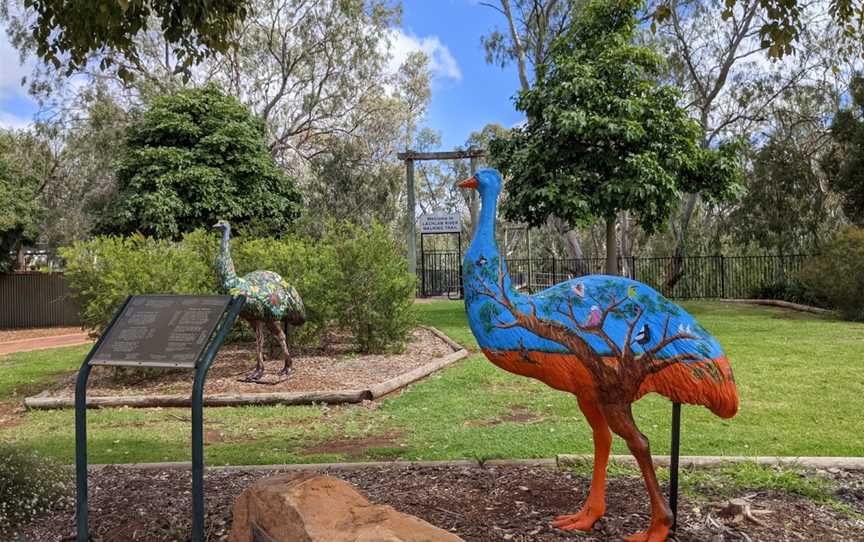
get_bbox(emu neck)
[473,190,499,252]
[464,189,514,303]
[216,230,239,291]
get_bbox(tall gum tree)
[490,0,743,276]
[649,0,857,286]
[480,0,592,263]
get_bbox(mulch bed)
[17,464,864,541]
[33,327,455,398]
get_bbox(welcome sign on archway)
[419,212,464,298]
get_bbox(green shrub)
[0,444,72,537]
[748,278,819,306]
[798,226,864,320]
[62,223,416,353]
[328,221,417,353]
[60,233,215,332]
[231,235,339,345]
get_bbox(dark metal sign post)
[75,294,244,542]
[669,402,682,532]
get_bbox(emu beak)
[457,176,478,189]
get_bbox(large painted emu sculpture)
[459,169,738,542]
[212,220,305,382]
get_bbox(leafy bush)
[328,221,417,353]
[99,84,301,238]
[798,226,864,320]
[60,234,214,332]
[748,278,820,307]
[229,234,339,345]
[0,444,72,537]
[62,223,415,353]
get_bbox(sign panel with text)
[89,295,232,368]
[419,212,461,234]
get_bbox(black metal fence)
[417,252,809,299]
[0,273,82,329]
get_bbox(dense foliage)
[0,443,72,537]
[327,222,417,353]
[1,0,247,81]
[0,131,46,272]
[100,85,302,238]
[61,223,416,353]
[732,133,834,254]
[824,76,864,227]
[490,0,742,269]
[798,226,864,321]
[60,235,214,331]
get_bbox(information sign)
[89,295,232,368]
[419,212,461,234]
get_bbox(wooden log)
[419,325,466,351]
[368,349,469,399]
[557,453,864,470]
[721,299,831,315]
[396,149,485,161]
[24,389,371,410]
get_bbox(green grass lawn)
[1,300,863,465]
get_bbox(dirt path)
[0,332,92,356]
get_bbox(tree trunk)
[14,241,26,272]
[605,217,617,275]
[664,192,699,291]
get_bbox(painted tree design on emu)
[459,169,738,542]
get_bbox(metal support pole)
[76,296,133,542]
[406,158,416,276]
[75,363,93,541]
[526,229,532,292]
[192,297,244,542]
[420,233,426,297]
[669,402,682,532]
[457,231,463,299]
[469,154,479,238]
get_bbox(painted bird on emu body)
[458,169,738,542]
[212,221,306,382]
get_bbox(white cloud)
[0,28,33,101]
[0,110,32,130]
[386,28,462,82]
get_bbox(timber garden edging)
[23,326,469,410]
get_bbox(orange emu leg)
[602,403,672,542]
[552,395,611,532]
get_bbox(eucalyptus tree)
[491,0,743,275]
[0,0,248,80]
[480,0,597,263]
[0,130,47,271]
[649,0,852,285]
[3,0,432,239]
[823,76,864,227]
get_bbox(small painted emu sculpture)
[459,169,738,542]
[212,221,305,381]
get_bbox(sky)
[393,0,525,148]
[0,0,525,149]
